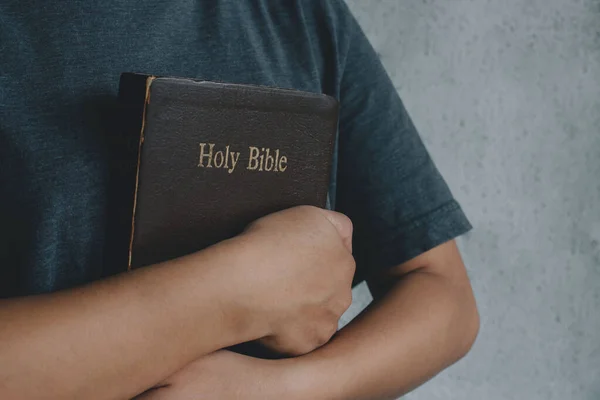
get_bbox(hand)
[232,205,356,356]
[133,351,293,400]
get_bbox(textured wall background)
[340,0,600,399]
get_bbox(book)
[115,73,339,270]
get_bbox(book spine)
[126,75,156,271]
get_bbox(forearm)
[0,238,263,400]
[288,268,479,400]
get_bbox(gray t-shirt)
[0,0,472,297]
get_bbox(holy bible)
[116,73,339,270]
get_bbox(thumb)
[321,210,353,252]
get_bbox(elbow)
[464,303,480,356]
[454,292,480,362]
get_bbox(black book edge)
[102,73,153,275]
[127,74,155,271]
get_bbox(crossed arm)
[0,207,478,400]
[141,239,480,400]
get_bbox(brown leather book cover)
[117,73,339,270]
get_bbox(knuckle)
[317,324,336,345]
[335,253,355,275]
[329,320,339,336]
[296,340,318,355]
[347,258,356,278]
[281,330,324,356]
[347,255,356,272]
[339,212,353,230]
[342,290,353,310]
[281,341,307,357]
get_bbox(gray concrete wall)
[342,1,600,399]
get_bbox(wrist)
[197,236,273,344]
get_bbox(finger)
[321,210,353,252]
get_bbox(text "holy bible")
[198,143,288,174]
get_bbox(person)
[0,0,479,399]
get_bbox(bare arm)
[0,206,355,400]
[287,240,480,399]
[0,238,263,400]
[139,240,479,400]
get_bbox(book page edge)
[127,75,156,271]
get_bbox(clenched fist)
[230,206,356,356]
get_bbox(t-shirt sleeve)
[331,4,473,283]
